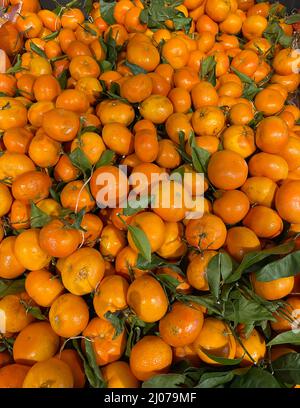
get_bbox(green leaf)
[177,294,223,316]
[272,353,300,385]
[99,0,116,25]
[123,195,150,216]
[268,330,300,347]
[248,111,264,129]
[285,14,300,24]
[224,293,276,324]
[189,133,211,173]
[30,202,52,228]
[99,60,112,72]
[155,273,181,292]
[226,241,295,283]
[95,150,115,168]
[256,251,300,282]
[230,67,261,99]
[43,30,60,41]
[196,371,235,388]
[127,225,151,262]
[69,148,92,174]
[0,278,25,297]
[176,131,192,163]
[79,126,100,135]
[230,367,280,388]
[6,55,26,74]
[263,21,293,48]
[104,311,125,339]
[136,253,182,274]
[57,69,68,90]
[67,207,86,231]
[73,339,106,388]
[84,339,106,388]
[124,61,147,75]
[84,0,94,14]
[142,374,186,388]
[207,252,233,299]
[30,42,46,58]
[20,301,47,320]
[203,352,243,366]
[173,13,192,34]
[200,55,216,86]
[99,28,118,69]
[140,0,189,31]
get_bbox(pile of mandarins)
[0,0,299,389]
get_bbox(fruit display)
[0,0,299,389]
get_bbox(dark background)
[39,0,299,13]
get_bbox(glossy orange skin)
[60,180,95,212]
[14,229,51,271]
[39,219,81,258]
[157,221,187,259]
[139,95,174,124]
[208,150,248,190]
[193,318,236,365]
[187,250,218,291]
[127,275,168,323]
[130,335,172,381]
[11,171,52,203]
[127,41,159,71]
[25,269,64,307]
[93,275,129,319]
[82,317,126,366]
[127,208,163,247]
[49,293,89,337]
[275,181,300,224]
[191,81,219,109]
[97,99,135,126]
[33,74,61,102]
[103,361,139,388]
[99,224,126,258]
[243,205,283,238]
[0,292,35,333]
[80,213,103,246]
[120,74,153,103]
[55,349,85,388]
[13,322,59,365]
[9,200,30,231]
[271,297,300,332]
[56,89,90,114]
[23,358,74,388]
[115,246,144,280]
[226,226,261,262]
[0,98,28,131]
[60,247,105,296]
[54,155,80,183]
[3,127,33,154]
[235,327,266,366]
[28,101,55,128]
[185,214,227,250]
[256,116,289,154]
[159,302,204,347]
[251,274,294,301]
[90,165,128,208]
[213,190,250,225]
[0,364,30,388]
[222,124,255,158]
[231,49,259,76]
[241,176,277,208]
[28,132,61,168]
[42,108,80,142]
[248,152,289,182]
